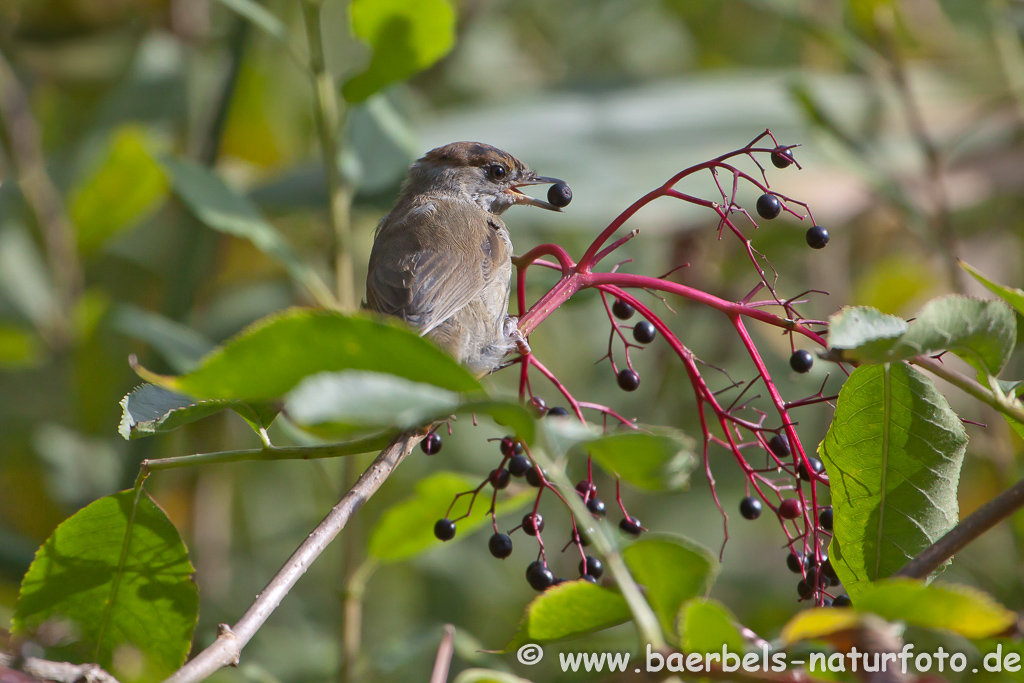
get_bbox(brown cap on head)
[421,141,528,175]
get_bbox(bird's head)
[405,141,564,215]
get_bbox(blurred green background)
[1,0,1023,681]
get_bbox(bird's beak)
[507,174,565,212]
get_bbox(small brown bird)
[366,142,564,376]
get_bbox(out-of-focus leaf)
[133,309,482,401]
[820,364,967,601]
[622,535,717,639]
[961,260,1024,317]
[12,490,198,681]
[505,581,631,650]
[343,0,456,103]
[212,0,288,43]
[368,472,533,563]
[0,224,59,330]
[453,670,533,683]
[32,425,122,505]
[110,304,214,373]
[160,156,333,304]
[581,429,695,492]
[678,598,744,654]
[119,384,232,440]
[850,255,938,315]
[71,126,169,254]
[0,325,43,369]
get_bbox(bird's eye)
[488,164,507,181]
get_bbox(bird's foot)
[503,316,531,356]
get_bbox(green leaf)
[212,0,289,43]
[119,384,233,440]
[827,297,1016,376]
[820,363,967,601]
[160,156,333,304]
[582,429,695,492]
[71,126,169,254]
[505,581,631,650]
[960,259,1024,317]
[678,598,744,654]
[368,472,533,563]
[453,670,533,683]
[12,490,198,681]
[109,304,214,373]
[343,0,456,103]
[134,309,482,401]
[0,325,43,369]
[852,579,1017,639]
[621,534,718,639]
[0,224,59,330]
[780,608,865,644]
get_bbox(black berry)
[739,496,763,520]
[806,225,829,249]
[547,406,570,418]
[779,499,803,519]
[421,432,442,455]
[526,561,555,591]
[581,574,597,583]
[771,148,795,169]
[819,507,834,532]
[768,434,790,457]
[787,552,808,574]
[790,349,814,373]
[575,480,597,498]
[619,516,644,536]
[530,396,548,416]
[797,457,825,482]
[612,299,635,320]
[617,368,640,392]
[821,597,834,607]
[548,182,572,208]
[756,193,782,219]
[488,532,513,558]
[526,466,545,487]
[508,454,531,477]
[434,518,456,541]
[522,513,544,536]
[571,529,591,547]
[632,321,656,344]
[832,594,852,608]
[586,497,606,518]
[489,468,511,490]
[797,579,813,599]
[579,555,604,579]
[822,557,838,582]
[499,436,516,457]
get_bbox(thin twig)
[0,653,120,683]
[428,625,456,683]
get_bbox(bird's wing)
[366,199,508,335]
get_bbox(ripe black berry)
[806,225,829,249]
[739,496,762,520]
[821,597,834,607]
[832,594,852,608]
[522,513,544,536]
[787,552,808,574]
[797,457,825,482]
[797,579,812,599]
[575,480,596,498]
[632,321,656,344]
[526,466,545,487]
[768,434,790,457]
[530,396,548,416]
[612,299,635,320]
[526,561,555,591]
[489,468,511,490]
[756,193,782,219]
[617,368,640,392]
[548,182,572,208]
[488,532,513,559]
[790,349,814,373]
[822,557,838,582]
[771,148,795,169]
[434,518,456,541]
[619,516,643,536]
[819,507,834,532]
[586,497,606,518]
[779,499,803,519]
[421,431,442,455]
[579,555,604,579]
[508,454,531,477]
[547,406,570,418]
[581,574,597,583]
[499,436,516,457]
[571,529,591,547]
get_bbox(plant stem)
[339,455,366,683]
[301,0,355,310]
[911,357,1024,425]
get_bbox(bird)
[365,142,564,377]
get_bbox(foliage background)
[0,0,1022,681]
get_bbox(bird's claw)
[504,316,531,356]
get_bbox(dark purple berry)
[526,466,545,487]
[499,437,516,457]
[739,496,762,520]
[768,434,790,457]
[617,368,640,392]
[779,499,803,519]
[822,557,838,582]
[581,574,597,584]
[806,225,829,249]
[530,396,548,416]
[522,513,544,536]
[619,516,643,536]
[771,148,795,169]
[421,432,442,455]
[756,193,782,219]
[797,579,813,599]
[489,468,511,490]
[547,406,570,418]
[832,594,852,608]
[821,597,834,607]
[508,454,531,477]
[548,182,572,208]
[612,299,635,320]
[787,552,808,574]
[790,349,814,373]
[575,480,596,498]
[586,497,606,518]
[526,561,555,591]
[819,507,834,532]
[632,321,656,344]
[797,457,825,482]
[488,532,513,558]
[434,518,456,541]
[579,555,604,579]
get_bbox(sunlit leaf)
[678,598,744,654]
[961,260,1024,318]
[505,581,631,650]
[780,608,865,644]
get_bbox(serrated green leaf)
[821,363,967,601]
[343,0,456,103]
[505,581,631,650]
[621,534,718,639]
[12,490,198,681]
[678,598,744,654]
[827,305,908,362]
[961,260,1024,318]
[134,309,482,401]
[72,126,168,254]
[582,429,695,492]
[368,472,533,563]
[119,384,233,440]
